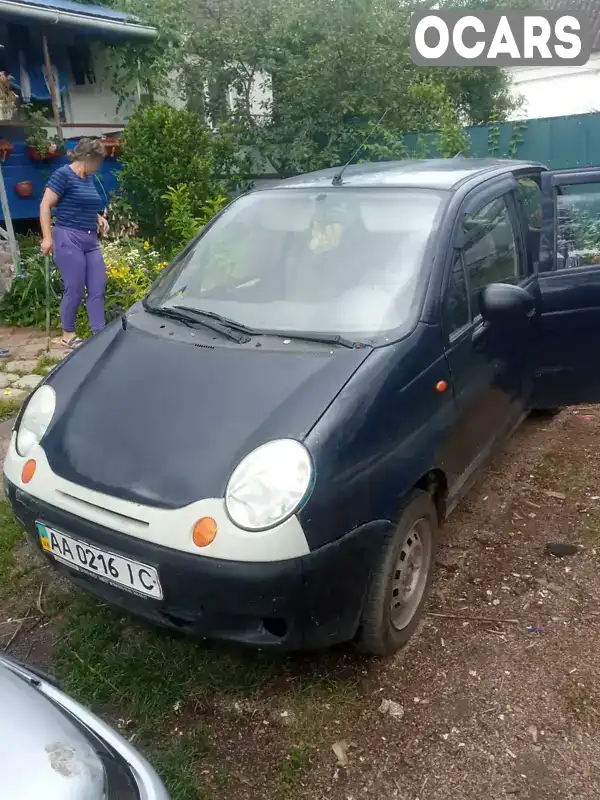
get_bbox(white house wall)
[506,53,600,120]
[64,43,138,136]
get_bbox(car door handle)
[472,322,489,348]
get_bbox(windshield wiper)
[259,331,367,349]
[173,305,258,336]
[144,304,246,343]
[169,305,368,349]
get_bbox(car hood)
[43,314,371,508]
[0,662,104,800]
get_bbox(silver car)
[0,652,170,799]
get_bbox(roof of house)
[0,0,157,40]
[16,0,137,23]
[545,0,600,52]
[276,158,544,191]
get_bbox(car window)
[146,187,448,340]
[555,182,600,269]
[443,254,470,336]
[462,196,519,318]
[515,177,542,273]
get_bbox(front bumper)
[5,478,391,650]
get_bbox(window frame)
[442,188,526,344]
[442,251,471,340]
[539,167,600,274]
[514,173,544,274]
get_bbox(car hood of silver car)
[0,660,105,799]
[0,652,170,800]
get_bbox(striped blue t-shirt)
[46,165,104,231]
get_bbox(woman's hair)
[69,137,106,162]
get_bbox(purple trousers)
[53,226,106,334]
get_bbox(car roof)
[274,158,545,192]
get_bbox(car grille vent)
[56,491,149,529]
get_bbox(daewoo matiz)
[5,158,599,655]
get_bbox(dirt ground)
[2,406,600,800]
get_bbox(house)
[0,0,157,231]
[506,0,600,120]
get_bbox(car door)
[440,179,532,492]
[530,167,600,408]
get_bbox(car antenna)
[331,108,390,186]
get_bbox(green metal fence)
[403,112,600,170]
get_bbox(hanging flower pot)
[14,180,33,198]
[0,139,14,162]
[26,142,63,162]
[100,137,123,158]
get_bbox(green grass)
[275,744,314,799]
[0,501,25,596]
[0,397,23,422]
[149,729,214,800]
[52,596,364,799]
[0,501,364,800]
[32,354,62,377]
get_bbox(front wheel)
[355,490,437,656]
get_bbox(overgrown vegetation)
[0,235,169,336]
[118,103,241,248]
[100,0,525,176]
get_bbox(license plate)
[36,523,163,600]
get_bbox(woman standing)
[40,137,109,349]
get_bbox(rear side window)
[462,196,519,318]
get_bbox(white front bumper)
[3,435,310,563]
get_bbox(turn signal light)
[192,517,217,548]
[22,459,36,484]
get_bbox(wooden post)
[41,33,63,141]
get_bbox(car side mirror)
[479,283,535,326]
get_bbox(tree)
[118,103,240,245]
[107,0,523,174]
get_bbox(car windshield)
[145,187,448,340]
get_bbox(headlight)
[15,385,56,458]
[225,439,313,530]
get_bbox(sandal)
[59,336,84,349]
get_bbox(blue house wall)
[0,138,122,221]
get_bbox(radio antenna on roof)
[332,107,390,187]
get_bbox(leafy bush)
[161,184,228,255]
[119,103,241,248]
[0,236,169,337]
[0,236,63,328]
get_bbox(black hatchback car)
[5,158,600,655]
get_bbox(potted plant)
[24,107,64,162]
[0,139,14,162]
[0,72,17,121]
[100,136,123,158]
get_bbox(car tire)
[355,489,438,657]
